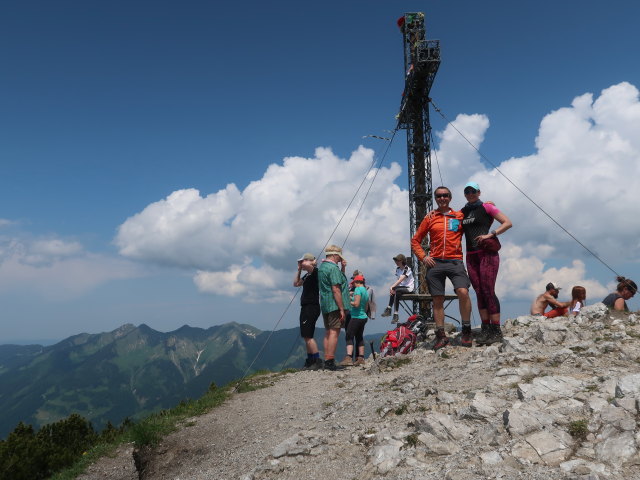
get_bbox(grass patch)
[384,357,412,369]
[394,403,409,415]
[404,433,420,448]
[567,420,589,440]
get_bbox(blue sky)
[2,1,640,343]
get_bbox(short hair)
[434,186,452,196]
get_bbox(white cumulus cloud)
[115,82,640,309]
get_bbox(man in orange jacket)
[411,186,473,349]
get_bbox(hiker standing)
[318,245,349,371]
[293,253,323,370]
[351,269,377,321]
[460,181,512,345]
[410,186,472,350]
[340,274,369,367]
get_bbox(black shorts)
[299,303,320,338]
[426,260,470,296]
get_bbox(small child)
[569,286,587,316]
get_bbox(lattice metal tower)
[397,12,441,318]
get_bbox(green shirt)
[350,285,369,319]
[318,259,349,314]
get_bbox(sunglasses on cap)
[435,193,450,199]
[464,187,478,194]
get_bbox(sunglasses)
[464,188,478,194]
[435,193,450,199]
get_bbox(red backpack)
[380,325,417,357]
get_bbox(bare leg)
[433,295,445,328]
[324,328,340,359]
[304,337,319,354]
[456,287,472,324]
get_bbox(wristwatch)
[491,230,497,237]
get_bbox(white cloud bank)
[115,82,640,307]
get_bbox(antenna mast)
[397,12,441,319]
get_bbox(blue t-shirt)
[350,286,369,319]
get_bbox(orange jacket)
[411,209,464,261]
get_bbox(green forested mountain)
[0,322,385,438]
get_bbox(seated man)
[531,282,569,318]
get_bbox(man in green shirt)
[318,245,349,371]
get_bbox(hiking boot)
[433,329,449,351]
[381,306,392,317]
[308,358,323,371]
[391,313,399,324]
[460,325,472,348]
[324,359,338,371]
[339,355,354,367]
[302,358,314,370]
[475,323,491,346]
[485,324,504,345]
[355,357,365,366]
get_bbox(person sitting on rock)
[530,282,569,318]
[602,276,637,312]
[569,286,586,316]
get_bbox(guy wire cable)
[342,128,398,246]
[429,127,444,187]
[429,97,621,278]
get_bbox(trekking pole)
[369,341,377,360]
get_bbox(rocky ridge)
[79,303,640,480]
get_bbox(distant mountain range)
[0,322,386,439]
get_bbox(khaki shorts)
[322,310,342,329]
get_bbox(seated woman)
[602,276,637,311]
[380,254,414,323]
[569,286,586,316]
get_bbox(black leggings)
[388,286,412,311]
[345,317,367,348]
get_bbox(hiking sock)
[311,352,320,359]
[460,323,472,347]
[307,353,315,362]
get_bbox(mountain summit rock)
[78,303,640,479]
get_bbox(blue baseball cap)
[464,181,480,190]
